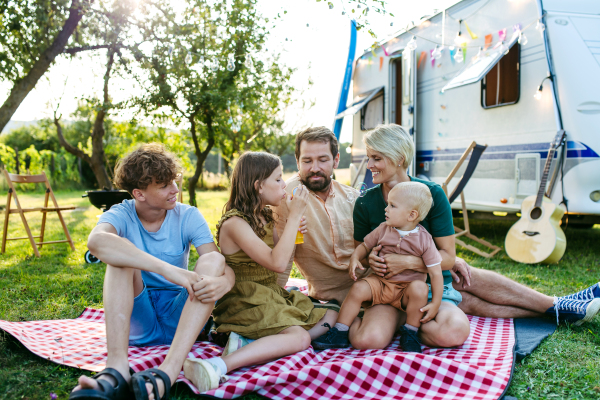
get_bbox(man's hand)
[450,257,472,288]
[161,265,201,300]
[368,245,387,277]
[192,275,232,303]
[420,301,441,324]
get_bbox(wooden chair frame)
[442,141,501,258]
[2,170,76,257]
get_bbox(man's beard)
[300,171,332,193]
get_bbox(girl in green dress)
[184,151,338,393]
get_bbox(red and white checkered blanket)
[0,278,514,400]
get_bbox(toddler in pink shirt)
[312,182,443,352]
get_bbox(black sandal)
[69,368,132,400]
[130,368,171,400]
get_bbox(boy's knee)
[193,251,225,276]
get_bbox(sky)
[1,0,456,143]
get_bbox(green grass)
[0,190,599,399]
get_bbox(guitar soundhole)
[530,207,542,220]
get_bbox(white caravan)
[344,0,600,226]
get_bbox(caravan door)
[401,49,417,175]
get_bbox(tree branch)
[53,113,90,163]
[63,44,113,54]
[0,0,88,133]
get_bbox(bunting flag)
[461,43,467,63]
[380,45,389,57]
[417,51,427,68]
[371,47,377,57]
[449,46,456,64]
[430,49,435,67]
[379,56,384,71]
[484,34,493,50]
[464,22,478,39]
[499,28,507,42]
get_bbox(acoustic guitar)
[505,130,567,264]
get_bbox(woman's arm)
[420,265,443,323]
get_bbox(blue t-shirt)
[97,199,214,289]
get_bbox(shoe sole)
[183,358,219,392]
[575,298,600,326]
[222,332,241,357]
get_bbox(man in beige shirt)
[275,127,361,304]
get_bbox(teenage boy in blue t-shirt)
[69,144,234,400]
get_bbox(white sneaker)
[222,332,255,357]
[183,358,224,392]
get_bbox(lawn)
[0,190,599,399]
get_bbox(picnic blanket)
[0,278,517,400]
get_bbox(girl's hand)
[287,185,309,218]
[420,302,440,324]
[298,216,308,234]
[349,258,365,281]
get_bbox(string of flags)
[366,10,544,72]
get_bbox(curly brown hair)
[223,151,281,239]
[113,143,181,194]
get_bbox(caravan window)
[361,92,384,130]
[482,44,520,108]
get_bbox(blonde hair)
[389,181,433,222]
[363,124,414,169]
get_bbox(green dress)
[213,209,327,339]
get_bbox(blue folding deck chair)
[442,141,501,258]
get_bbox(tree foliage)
[0,0,91,132]
[0,0,76,81]
[132,0,296,206]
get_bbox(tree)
[0,0,90,133]
[133,0,295,206]
[53,0,139,189]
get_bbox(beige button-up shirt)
[275,174,362,303]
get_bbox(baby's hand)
[420,302,440,324]
[298,216,308,234]
[349,259,365,281]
